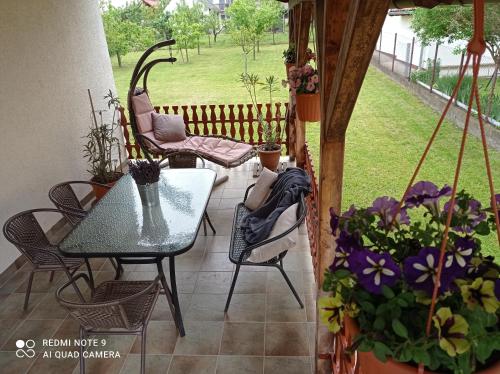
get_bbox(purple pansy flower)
[369,196,410,228]
[443,198,486,233]
[342,205,357,219]
[353,250,401,294]
[405,181,451,212]
[404,247,456,295]
[329,232,362,271]
[445,237,474,271]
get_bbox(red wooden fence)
[304,141,319,280]
[119,102,290,159]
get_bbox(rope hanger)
[388,0,499,372]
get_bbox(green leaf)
[413,348,431,366]
[373,341,392,363]
[398,345,413,362]
[474,221,490,235]
[373,316,385,331]
[396,297,409,307]
[334,269,351,279]
[382,286,395,299]
[392,319,409,339]
[359,301,376,314]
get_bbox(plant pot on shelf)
[91,172,123,200]
[258,144,281,172]
[343,317,500,374]
[296,92,320,122]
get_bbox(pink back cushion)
[152,113,187,142]
[131,93,155,134]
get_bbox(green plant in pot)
[283,44,296,76]
[320,183,500,374]
[83,89,124,199]
[240,73,284,172]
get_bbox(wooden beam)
[294,2,313,168]
[324,0,390,140]
[314,1,390,373]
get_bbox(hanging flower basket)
[319,183,500,374]
[296,92,320,122]
[286,63,320,122]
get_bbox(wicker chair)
[2,208,95,309]
[224,187,307,312]
[56,274,161,374]
[49,181,122,276]
[159,150,216,236]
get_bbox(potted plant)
[288,64,320,122]
[320,182,500,374]
[240,73,284,171]
[128,159,161,206]
[83,89,124,199]
[283,44,296,76]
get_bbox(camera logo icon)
[15,339,36,358]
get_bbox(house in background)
[378,8,496,77]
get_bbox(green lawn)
[112,33,499,257]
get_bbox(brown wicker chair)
[2,208,95,309]
[56,274,161,374]
[49,181,123,277]
[159,150,216,235]
[48,181,111,225]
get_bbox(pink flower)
[295,79,301,88]
[312,74,319,83]
[306,82,315,92]
[304,65,313,75]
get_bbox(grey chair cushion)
[152,112,187,142]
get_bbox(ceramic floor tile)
[120,354,172,374]
[224,294,266,322]
[266,293,306,322]
[216,355,263,374]
[303,271,316,295]
[28,355,78,374]
[264,356,311,374]
[173,321,223,355]
[233,271,268,294]
[0,319,22,348]
[168,355,217,374]
[130,321,178,354]
[0,270,29,294]
[220,322,265,356]
[27,292,68,320]
[185,293,227,321]
[265,323,309,356]
[14,271,65,294]
[219,189,246,199]
[151,293,192,321]
[201,253,234,272]
[266,271,304,294]
[305,294,316,322]
[207,236,231,252]
[195,271,233,294]
[0,351,36,374]
[2,318,64,351]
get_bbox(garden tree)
[254,0,283,51]
[101,2,156,67]
[204,9,225,45]
[270,7,287,45]
[411,4,500,117]
[168,0,204,62]
[142,0,172,40]
[227,0,255,68]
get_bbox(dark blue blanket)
[241,168,311,244]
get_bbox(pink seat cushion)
[131,93,155,134]
[158,136,253,166]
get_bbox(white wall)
[0,0,117,273]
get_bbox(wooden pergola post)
[313,1,390,373]
[294,1,313,168]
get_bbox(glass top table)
[60,168,216,257]
[59,168,217,337]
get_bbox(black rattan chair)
[224,185,306,312]
[49,181,123,276]
[56,274,160,374]
[159,150,216,236]
[3,208,95,309]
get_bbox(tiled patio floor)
[0,161,316,374]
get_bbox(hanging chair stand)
[127,39,257,186]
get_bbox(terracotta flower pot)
[91,172,123,200]
[344,317,500,374]
[296,92,320,122]
[258,145,281,172]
